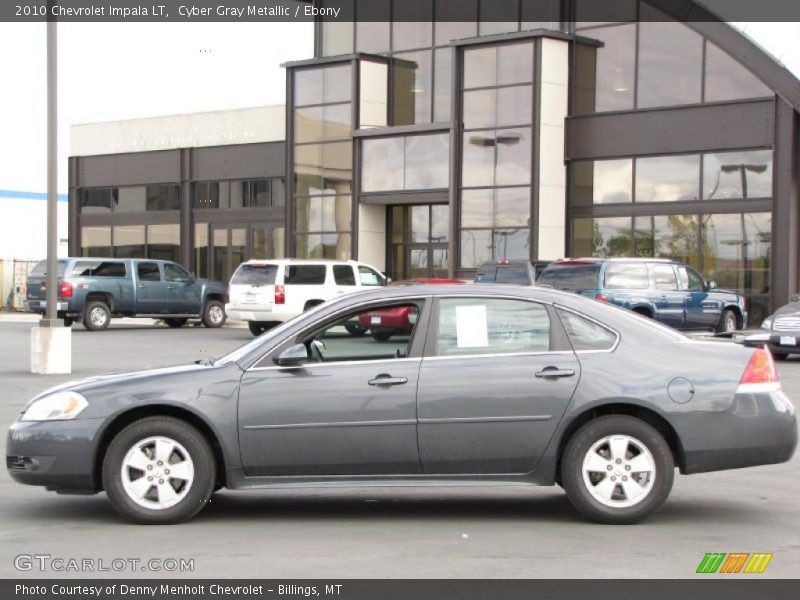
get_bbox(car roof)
[238,259,374,266]
[553,257,679,265]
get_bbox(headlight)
[761,317,773,330]
[21,392,88,422]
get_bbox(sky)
[0,20,797,196]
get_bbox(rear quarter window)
[557,308,617,351]
[284,265,327,285]
[232,264,278,286]
[70,261,127,278]
[31,260,67,277]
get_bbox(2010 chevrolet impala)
[6,285,797,524]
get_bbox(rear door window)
[677,266,704,291]
[333,265,356,286]
[137,262,161,282]
[232,264,278,286]
[604,263,649,290]
[285,265,327,285]
[652,264,678,290]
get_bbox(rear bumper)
[680,388,797,474]
[6,419,103,493]
[225,304,297,323]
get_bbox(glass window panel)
[634,215,701,269]
[252,228,268,260]
[294,143,353,196]
[295,233,352,260]
[164,262,192,282]
[80,188,113,214]
[462,131,496,187]
[462,188,530,228]
[147,224,180,262]
[146,185,179,211]
[495,128,532,186]
[460,228,530,267]
[137,262,161,282]
[557,308,617,351]
[589,24,636,112]
[228,180,245,209]
[296,196,352,233]
[703,150,773,200]
[571,217,632,257]
[572,42,597,114]
[705,42,771,103]
[323,103,352,140]
[294,68,323,107]
[635,155,700,202]
[572,159,633,205]
[404,133,449,190]
[355,0,390,54]
[392,206,404,243]
[493,228,530,260]
[410,205,430,243]
[496,85,533,127]
[460,229,493,268]
[81,226,111,257]
[193,223,208,278]
[431,205,450,243]
[433,48,453,122]
[217,181,231,209]
[271,178,285,207]
[333,264,357,285]
[362,137,404,192]
[115,186,147,212]
[638,8,703,108]
[192,182,219,209]
[463,89,496,129]
[604,262,650,289]
[392,0,432,51]
[652,264,678,290]
[113,225,145,258]
[393,50,432,125]
[497,42,534,86]
[272,227,286,258]
[359,60,389,128]
[323,64,352,103]
[464,46,496,89]
[435,0,478,46]
[294,106,324,143]
[461,189,494,228]
[251,179,271,207]
[321,0,353,56]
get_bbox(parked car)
[8,285,796,524]
[474,259,542,286]
[537,258,747,333]
[26,258,227,331]
[759,293,800,359]
[358,278,464,341]
[226,259,387,336]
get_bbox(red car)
[357,278,464,341]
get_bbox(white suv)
[226,259,387,336]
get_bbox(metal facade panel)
[77,150,181,187]
[192,142,286,181]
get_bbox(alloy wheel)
[120,436,194,510]
[581,434,656,509]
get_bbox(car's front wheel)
[165,318,188,328]
[560,415,674,524]
[716,309,738,334]
[102,416,215,524]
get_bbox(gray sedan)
[6,285,797,524]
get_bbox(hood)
[773,302,800,318]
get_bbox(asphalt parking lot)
[0,315,798,579]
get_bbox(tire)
[371,330,392,342]
[345,324,368,337]
[773,351,789,361]
[83,301,111,331]
[63,318,74,327]
[102,416,216,524]
[248,321,266,336]
[165,318,188,328]
[303,300,323,312]
[201,300,226,328]
[716,309,738,334]
[560,415,674,524]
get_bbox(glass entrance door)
[389,204,450,280]
[197,223,285,282]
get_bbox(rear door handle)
[535,368,575,379]
[368,375,408,387]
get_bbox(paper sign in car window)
[455,304,489,348]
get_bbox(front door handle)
[535,368,576,379]
[368,375,408,387]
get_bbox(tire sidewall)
[561,415,674,524]
[84,301,110,331]
[202,300,226,328]
[717,309,737,333]
[102,417,215,524]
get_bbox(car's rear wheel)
[102,416,215,524]
[202,300,226,328]
[63,317,75,327]
[248,321,266,336]
[165,318,188,328]
[716,309,738,334]
[561,415,674,524]
[371,330,392,341]
[773,351,789,361]
[84,301,111,331]
[345,324,368,337]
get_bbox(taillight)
[497,259,511,265]
[595,293,610,303]
[274,284,285,305]
[59,281,73,298]
[739,347,779,385]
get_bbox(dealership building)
[68,1,800,324]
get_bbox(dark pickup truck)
[26,258,228,331]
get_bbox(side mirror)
[707,280,718,290]
[274,343,310,366]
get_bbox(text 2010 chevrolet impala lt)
[6,286,797,524]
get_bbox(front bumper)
[6,418,105,493]
[680,387,797,474]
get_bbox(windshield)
[231,264,278,286]
[30,260,67,277]
[538,264,600,290]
